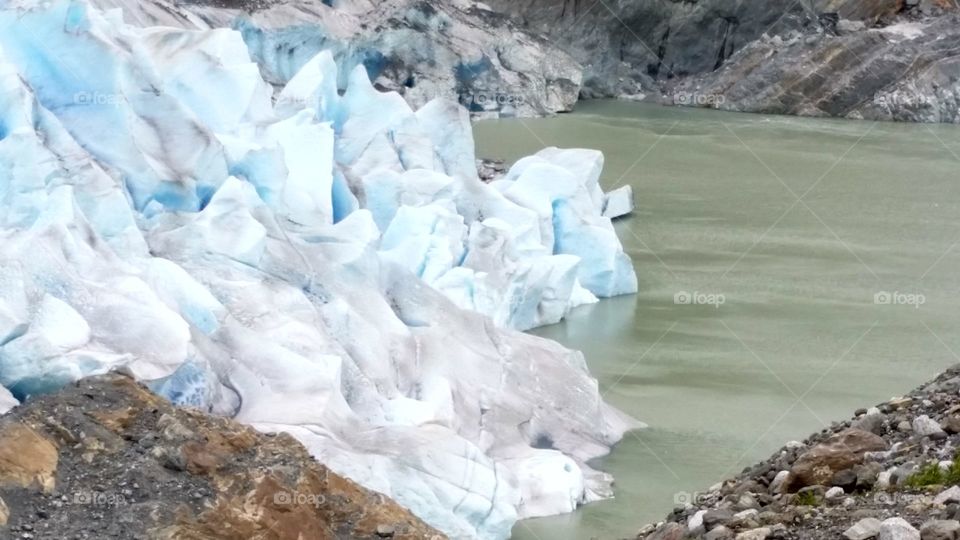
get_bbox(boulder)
[706,526,735,540]
[770,470,790,494]
[914,416,947,438]
[0,423,58,494]
[736,527,771,540]
[941,416,960,435]
[0,374,440,539]
[846,517,882,540]
[880,518,920,540]
[704,508,736,529]
[787,429,888,491]
[648,522,686,540]
[936,487,960,506]
[920,520,960,540]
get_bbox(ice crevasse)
[0,2,640,538]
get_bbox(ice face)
[0,2,639,538]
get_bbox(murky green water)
[473,101,960,540]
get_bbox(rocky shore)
[0,374,441,540]
[637,364,960,540]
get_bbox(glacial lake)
[473,100,960,540]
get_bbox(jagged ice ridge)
[0,2,639,538]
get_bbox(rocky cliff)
[0,373,442,540]
[488,0,960,122]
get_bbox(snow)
[0,2,640,538]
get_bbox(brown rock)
[0,375,442,539]
[647,522,685,540]
[942,416,960,435]
[0,423,58,493]
[786,429,888,492]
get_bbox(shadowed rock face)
[486,0,960,122]
[0,374,442,540]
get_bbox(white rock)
[688,509,707,532]
[913,415,946,437]
[770,470,790,494]
[825,486,845,499]
[878,517,919,540]
[735,528,771,540]
[845,517,881,540]
[935,485,960,505]
[877,469,895,490]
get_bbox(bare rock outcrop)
[0,373,442,540]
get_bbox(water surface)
[473,101,960,540]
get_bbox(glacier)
[0,1,639,538]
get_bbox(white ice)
[0,2,640,538]
[604,185,635,219]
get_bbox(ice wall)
[0,2,639,538]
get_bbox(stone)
[845,518,882,540]
[735,494,759,510]
[704,509,736,529]
[856,462,885,490]
[937,487,960,506]
[648,522,685,540]
[689,509,708,532]
[787,429,888,491]
[920,520,960,540]
[879,518,920,540]
[706,526,735,540]
[833,469,859,490]
[826,486,845,499]
[0,424,58,494]
[837,19,867,33]
[914,416,947,438]
[770,471,790,494]
[941,416,960,435]
[854,412,886,435]
[0,496,7,527]
[877,469,895,490]
[736,528,771,540]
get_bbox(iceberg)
[0,2,640,538]
[604,185,636,219]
